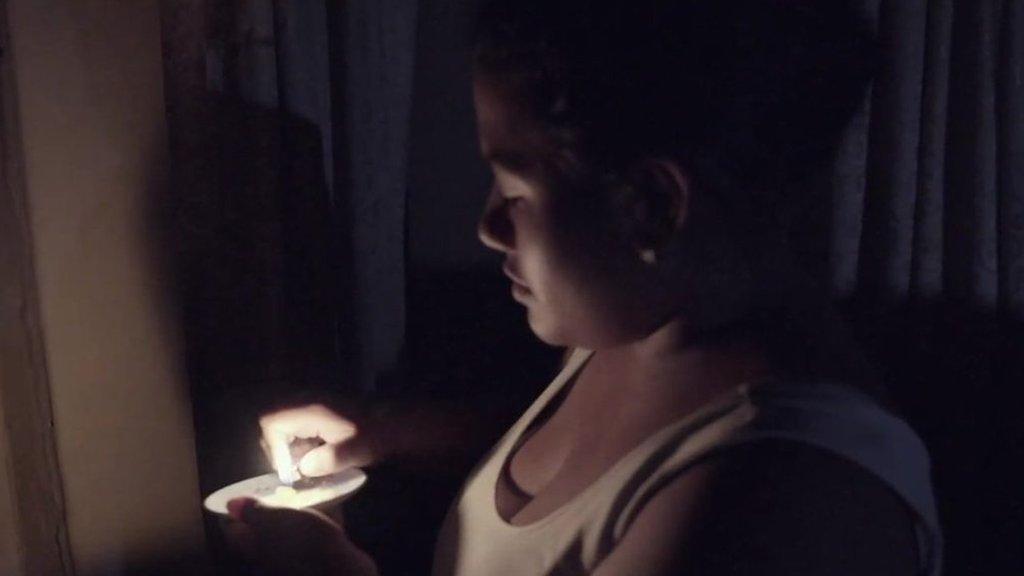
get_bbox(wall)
[4,0,204,573]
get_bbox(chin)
[524,309,630,350]
[532,331,570,347]
[521,306,573,347]
[525,312,562,346]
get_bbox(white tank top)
[432,348,942,576]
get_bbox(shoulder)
[592,439,920,576]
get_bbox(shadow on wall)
[147,94,351,574]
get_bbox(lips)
[502,262,531,292]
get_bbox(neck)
[611,247,878,392]
[598,306,776,391]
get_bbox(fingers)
[259,404,358,444]
[260,404,359,483]
[227,496,259,522]
[299,435,376,477]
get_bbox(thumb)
[298,436,376,477]
[227,497,259,523]
[230,496,347,532]
[226,497,296,530]
[226,497,295,529]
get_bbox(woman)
[227,1,941,574]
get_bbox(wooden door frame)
[0,1,74,574]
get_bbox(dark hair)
[473,0,877,217]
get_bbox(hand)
[224,497,378,576]
[261,399,497,480]
[260,403,384,480]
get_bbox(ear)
[623,158,690,253]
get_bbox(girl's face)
[473,79,668,348]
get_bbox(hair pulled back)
[473,0,877,216]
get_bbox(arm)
[263,348,572,479]
[363,395,519,475]
[592,441,920,576]
[378,346,575,475]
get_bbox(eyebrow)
[482,149,534,172]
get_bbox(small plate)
[203,468,367,516]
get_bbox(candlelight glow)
[259,484,337,509]
[267,433,300,485]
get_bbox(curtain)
[829,0,1023,311]
[818,2,1023,573]
[165,0,416,395]
[339,0,418,392]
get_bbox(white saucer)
[203,468,367,516]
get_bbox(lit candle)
[266,433,301,485]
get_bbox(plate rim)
[203,468,367,516]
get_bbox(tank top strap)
[582,381,942,576]
[578,384,758,568]
[497,347,595,455]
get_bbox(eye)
[490,168,531,208]
[503,195,523,205]
[498,193,526,211]
[489,179,521,205]
[497,184,524,204]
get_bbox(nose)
[477,185,514,253]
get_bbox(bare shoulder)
[592,440,920,576]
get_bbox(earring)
[638,248,657,265]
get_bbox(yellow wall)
[6,0,204,572]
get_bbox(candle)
[258,484,341,509]
[266,434,301,485]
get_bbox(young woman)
[227,2,941,575]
